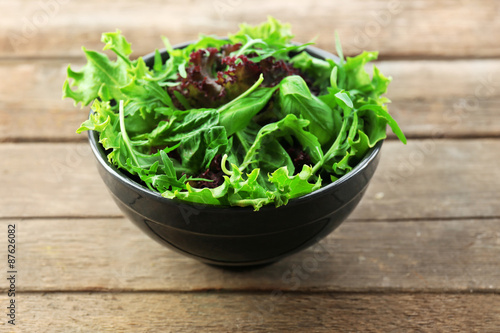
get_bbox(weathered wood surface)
[2,0,499,59]
[2,58,500,141]
[1,1,498,331]
[1,293,498,332]
[1,140,498,220]
[4,218,499,292]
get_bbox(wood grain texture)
[2,59,500,141]
[2,1,498,331]
[4,217,499,292]
[1,140,499,220]
[0,59,86,142]
[1,0,499,58]
[0,142,120,218]
[1,292,498,332]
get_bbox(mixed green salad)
[63,17,406,210]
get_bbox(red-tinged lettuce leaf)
[168,44,303,109]
[170,47,225,108]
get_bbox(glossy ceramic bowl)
[87,43,384,267]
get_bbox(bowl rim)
[87,41,384,212]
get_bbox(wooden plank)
[2,292,499,332]
[1,140,499,220]
[389,98,500,139]
[2,59,500,141]
[356,139,500,221]
[0,59,87,142]
[1,0,499,59]
[5,218,500,292]
[375,59,500,138]
[0,143,121,218]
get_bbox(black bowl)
[87,43,384,267]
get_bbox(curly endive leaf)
[63,47,130,106]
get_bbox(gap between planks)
[3,55,500,63]
[10,290,500,296]
[3,134,500,144]
[11,282,497,294]
[2,215,500,223]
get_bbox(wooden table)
[2,1,500,332]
